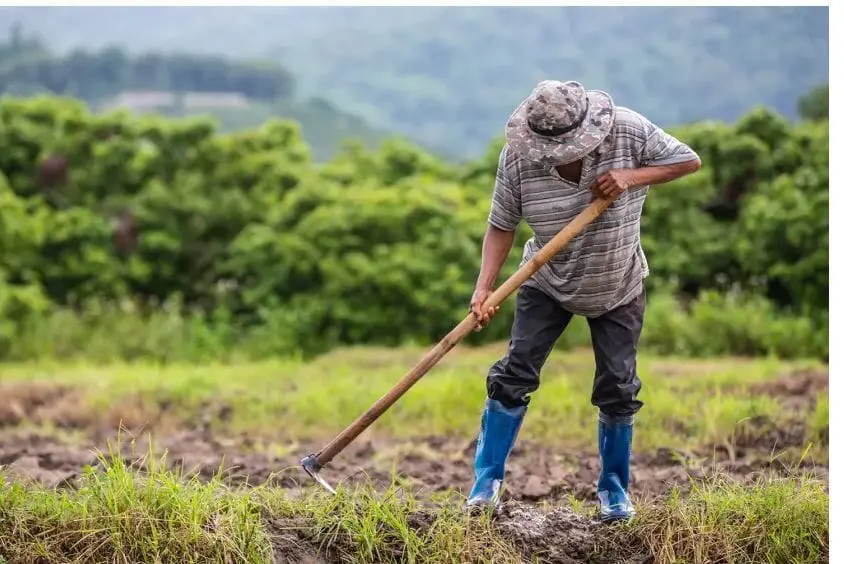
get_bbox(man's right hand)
[470,286,499,331]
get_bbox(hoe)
[301,197,612,494]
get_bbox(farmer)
[466,80,701,521]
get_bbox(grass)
[268,485,521,563]
[0,446,829,564]
[0,440,523,563]
[0,445,272,564]
[0,345,828,562]
[808,393,829,444]
[0,345,824,452]
[630,473,829,563]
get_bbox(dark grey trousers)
[487,284,645,417]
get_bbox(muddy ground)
[0,423,828,502]
[0,368,829,498]
[0,368,830,563]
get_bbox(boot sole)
[599,513,635,524]
[463,500,501,518]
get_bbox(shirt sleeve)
[487,145,522,231]
[638,114,700,167]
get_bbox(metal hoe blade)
[300,454,337,495]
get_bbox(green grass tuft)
[1,455,828,563]
[0,443,272,564]
[807,393,829,444]
[261,483,520,563]
[626,474,829,564]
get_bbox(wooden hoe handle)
[311,197,613,468]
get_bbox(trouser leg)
[467,284,571,508]
[486,284,573,408]
[587,290,646,522]
[587,290,645,418]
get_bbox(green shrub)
[0,95,828,362]
[642,290,826,359]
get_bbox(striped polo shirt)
[488,106,699,317]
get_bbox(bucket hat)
[505,80,615,166]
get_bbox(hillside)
[0,6,829,157]
[0,26,385,160]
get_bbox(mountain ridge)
[0,6,829,157]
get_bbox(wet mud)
[0,427,827,502]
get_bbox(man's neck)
[554,159,583,183]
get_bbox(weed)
[807,393,829,444]
[626,473,828,564]
[0,443,272,563]
[0,348,824,453]
[0,453,828,563]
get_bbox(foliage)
[179,97,388,161]
[0,94,829,361]
[639,108,828,318]
[798,83,829,121]
[641,290,827,359]
[272,5,829,158]
[0,27,385,161]
[0,23,294,102]
[0,7,828,158]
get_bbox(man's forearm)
[628,158,701,188]
[476,225,516,289]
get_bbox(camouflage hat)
[505,80,615,166]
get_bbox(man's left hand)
[591,170,637,199]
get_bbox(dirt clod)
[496,502,614,563]
[266,516,330,564]
[521,475,553,499]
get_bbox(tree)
[798,83,828,121]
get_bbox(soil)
[749,367,828,412]
[267,514,331,564]
[0,427,827,501]
[0,368,829,563]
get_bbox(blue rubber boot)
[597,414,636,522]
[465,398,527,509]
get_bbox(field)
[0,12,829,563]
[0,343,829,563]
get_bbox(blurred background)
[0,6,829,363]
